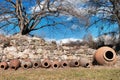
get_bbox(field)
[0,66,120,80]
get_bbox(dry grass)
[0,66,120,80]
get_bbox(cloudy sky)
[0,0,118,42]
[29,0,94,40]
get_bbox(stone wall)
[0,34,96,63]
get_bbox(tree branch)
[31,21,66,31]
[6,0,16,8]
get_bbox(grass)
[0,66,120,80]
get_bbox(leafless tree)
[84,0,120,51]
[86,0,120,40]
[0,0,88,35]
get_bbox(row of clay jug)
[0,46,117,70]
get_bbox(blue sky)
[29,15,118,40]
[0,0,119,41]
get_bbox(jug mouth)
[103,51,115,61]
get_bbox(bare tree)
[86,0,120,40]
[84,0,120,51]
[0,0,88,35]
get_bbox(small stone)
[4,46,17,53]
[36,48,42,54]
[21,54,29,59]
[76,49,84,54]
[2,55,7,61]
[62,46,70,50]
[6,54,14,60]
[60,55,67,60]
[67,55,77,60]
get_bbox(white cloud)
[30,0,46,12]
[96,7,112,18]
[45,37,83,44]
[30,0,89,14]
[44,38,56,42]
[0,14,11,21]
[31,0,58,13]
[58,38,83,44]
[61,0,93,17]
[67,16,73,21]
[64,0,88,6]
[71,24,78,30]
[31,5,42,12]
[57,38,83,45]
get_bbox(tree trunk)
[20,25,30,35]
[118,23,120,42]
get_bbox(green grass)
[0,67,120,80]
